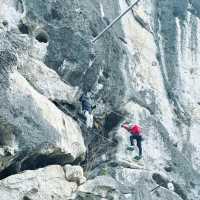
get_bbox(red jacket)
[122,124,142,135]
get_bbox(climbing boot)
[134,155,142,160]
[127,145,134,151]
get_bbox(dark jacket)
[79,95,92,113]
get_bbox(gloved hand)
[121,123,127,128]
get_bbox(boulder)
[77,175,120,198]
[0,69,85,157]
[0,165,77,200]
[64,164,86,185]
[18,58,80,103]
[0,66,85,177]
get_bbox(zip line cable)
[23,0,160,89]
[37,3,197,192]
[26,1,184,150]
[92,0,140,43]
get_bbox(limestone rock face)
[0,0,86,179]
[77,176,122,199]
[0,0,200,200]
[18,57,79,103]
[0,69,85,162]
[64,164,86,185]
[0,70,84,154]
[0,165,77,200]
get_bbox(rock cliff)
[0,0,200,199]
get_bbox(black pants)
[130,135,142,156]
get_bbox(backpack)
[130,124,141,135]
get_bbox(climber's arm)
[121,123,130,132]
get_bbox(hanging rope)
[150,185,161,193]
[92,0,141,43]
[55,101,118,145]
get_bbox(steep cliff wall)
[0,0,200,199]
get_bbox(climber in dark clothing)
[121,123,143,160]
[79,93,95,128]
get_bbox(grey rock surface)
[64,164,86,185]
[0,0,200,200]
[0,67,85,176]
[0,165,77,200]
[18,57,79,103]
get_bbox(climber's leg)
[130,135,135,146]
[136,136,142,157]
[127,135,135,151]
[84,111,93,128]
[89,113,94,128]
[84,110,90,128]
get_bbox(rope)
[92,0,141,43]
[150,185,161,193]
[54,103,152,174]
[55,101,117,145]
[77,118,118,145]
[109,110,135,122]
[92,130,117,145]
[24,0,160,92]
[55,99,144,147]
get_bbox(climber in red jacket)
[121,123,143,160]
